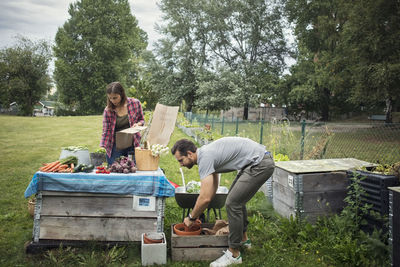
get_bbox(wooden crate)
[272,158,375,222]
[27,191,165,251]
[171,223,228,261]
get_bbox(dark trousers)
[225,154,275,249]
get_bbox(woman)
[100,82,145,165]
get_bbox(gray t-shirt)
[197,137,266,179]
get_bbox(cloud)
[0,0,161,49]
[129,0,162,48]
[0,0,72,47]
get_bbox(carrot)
[40,161,60,172]
[70,163,74,173]
[47,162,61,172]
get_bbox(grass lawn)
[0,115,390,266]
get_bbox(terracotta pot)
[173,222,202,236]
[143,233,164,244]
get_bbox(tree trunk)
[320,88,330,121]
[385,97,393,123]
[185,95,194,112]
[243,102,249,120]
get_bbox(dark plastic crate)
[347,170,399,215]
[389,188,400,267]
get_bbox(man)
[171,137,275,267]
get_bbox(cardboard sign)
[146,103,179,146]
[116,125,147,150]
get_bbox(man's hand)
[184,217,194,228]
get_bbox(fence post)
[211,115,214,129]
[235,117,239,135]
[205,113,208,125]
[221,115,225,135]
[259,119,264,144]
[300,120,306,159]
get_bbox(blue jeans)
[106,144,135,166]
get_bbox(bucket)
[59,149,90,165]
[135,147,159,171]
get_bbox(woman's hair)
[171,139,197,156]
[106,81,128,109]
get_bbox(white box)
[141,232,167,266]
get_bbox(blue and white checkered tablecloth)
[24,168,175,198]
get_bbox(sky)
[0,0,163,50]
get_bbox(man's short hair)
[171,139,197,156]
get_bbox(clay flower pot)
[143,232,164,244]
[173,222,202,236]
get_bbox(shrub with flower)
[150,144,169,157]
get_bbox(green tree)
[0,37,52,116]
[339,0,400,123]
[53,0,147,115]
[153,0,287,116]
[285,0,348,121]
[153,0,209,111]
[204,0,288,119]
[127,51,160,110]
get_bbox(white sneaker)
[210,250,242,267]
[241,239,252,249]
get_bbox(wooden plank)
[172,247,227,261]
[272,198,338,222]
[273,182,346,213]
[302,172,348,192]
[39,217,157,241]
[171,223,228,248]
[272,197,296,219]
[40,195,158,217]
[171,233,228,248]
[272,168,291,188]
[275,158,376,174]
[274,169,348,192]
[41,191,133,197]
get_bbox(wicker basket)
[135,147,159,171]
[28,199,35,217]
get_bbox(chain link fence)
[182,112,400,164]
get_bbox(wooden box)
[272,158,375,222]
[29,191,165,249]
[171,223,228,261]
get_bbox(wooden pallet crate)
[26,191,165,253]
[171,223,228,262]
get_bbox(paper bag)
[116,126,147,150]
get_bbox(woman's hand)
[132,122,143,128]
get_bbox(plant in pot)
[90,148,106,167]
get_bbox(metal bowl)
[174,186,229,209]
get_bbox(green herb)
[93,148,106,154]
[62,145,89,152]
[59,156,78,165]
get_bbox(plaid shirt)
[100,98,145,157]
